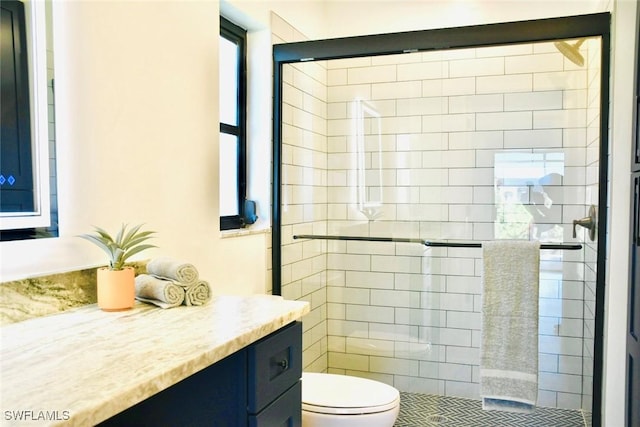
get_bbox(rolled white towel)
[135,274,185,309]
[146,257,199,284]
[184,281,211,306]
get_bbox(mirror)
[0,0,57,240]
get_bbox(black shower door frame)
[272,12,610,426]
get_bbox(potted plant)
[79,223,156,311]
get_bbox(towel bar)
[292,235,583,250]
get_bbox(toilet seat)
[302,373,400,415]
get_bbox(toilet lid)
[301,373,400,415]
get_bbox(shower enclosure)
[272,13,610,426]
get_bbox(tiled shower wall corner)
[277,23,600,412]
[272,13,330,374]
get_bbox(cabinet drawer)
[248,321,302,414]
[249,381,301,427]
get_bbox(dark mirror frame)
[0,0,58,242]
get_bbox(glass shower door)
[275,18,608,425]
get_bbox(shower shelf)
[292,235,583,250]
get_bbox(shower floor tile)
[394,392,591,427]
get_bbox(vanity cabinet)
[99,321,302,427]
[248,320,302,426]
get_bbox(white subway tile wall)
[276,14,600,412]
[272,13,329,374]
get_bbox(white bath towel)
[184,281,211,306]
[480,240,540,413]
[146,257,199,284]
[135,274,185,309]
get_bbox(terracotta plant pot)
[97,266,135,311]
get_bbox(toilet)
[301,372,400,427]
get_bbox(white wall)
[224,0,326,39]
[0,0,271,296]
[0,0,329,288]
[604,0,637,425]
[321,0,603,38]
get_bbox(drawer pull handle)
[278,359,289,370]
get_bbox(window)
[219,17,246,230]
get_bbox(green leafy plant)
[79,223,157,271]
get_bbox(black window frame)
[219,16,247,230]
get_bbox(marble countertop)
[0,295,310,426]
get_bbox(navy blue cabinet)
[248,321,302,427]
[249,381,301,427]
[248,320,302,414]
[99,321,302,427]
